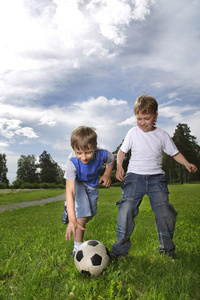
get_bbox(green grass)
[0,184,200,299]
[0,189,65,205]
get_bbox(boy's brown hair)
[71,126,97,150]
[134,95,158,115]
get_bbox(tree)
[162,152,179,183]
[112,140,130,173]
[39,151,64,183]
[0,153,9,185]
[16,155,39,183]
[172,123,200,183]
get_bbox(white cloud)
[117,116,135,126]
[168,92,178,99]
[0,142,9,148]
[132,0,152,20]
[86,0,153,44]
[15,127,38,139]
[152,82,165,89]
[0,118,38,140]
[53,0,88,47]
[0,0,199,184]
[0,96,131,149]
[159,105,196,121]
[159,98,182,108]
[39,115,57,127]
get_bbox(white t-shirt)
[121,127,179,175]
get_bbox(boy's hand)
[65,221,85,241]
[99,175,111,187]
[116,167,124,182]
[186,163,197,173]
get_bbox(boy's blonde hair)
[71,126,97,150]
[134,95,158,115]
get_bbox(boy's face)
[136,111,158,132]
[74,145,96,164]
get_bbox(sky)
[0,0,200,183]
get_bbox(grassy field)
[0,184,200,299]
[0,189,65,205]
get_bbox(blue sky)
[0,0,200,183]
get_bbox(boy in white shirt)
[110,95,197,259]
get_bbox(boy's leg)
[148,174,178,256]
[111,200,135,257]
[71,183,99,256]
[111,173,144,257]
[71,217,87,256]
[62,201,68,224]
[74,217,87,243]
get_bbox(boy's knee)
[155,203,177,223]
[119,200,134,215]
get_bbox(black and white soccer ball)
[74,240,110,276]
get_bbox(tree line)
[0,123,200,189]
[0,151,65,189]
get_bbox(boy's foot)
[109,252,117,260]
[62,202,69,224]
[168,253,177,260]
[71,250,76,258]
[157,247,177,260]
[109,251,127,260]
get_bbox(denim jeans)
[111,173,178,256]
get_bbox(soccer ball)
[74,240,110,276]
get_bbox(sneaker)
[168,253,177,260]
[109,251,127,260]
[62,202,69,224]
[109,251,117,260]
[71,250,76,258]
[157,247,177,260]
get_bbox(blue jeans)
[111,173,178,256]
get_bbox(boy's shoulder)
[125,127,170,142]
[126,126,140,136]
[94,148,109,159]
[68,151,76,159]
[127,126,167,135]
[96,147,108,153]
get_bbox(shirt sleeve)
[162,131,179,157]
[105,151,115,165]
[120,129,132,154]
[64,157,76,180]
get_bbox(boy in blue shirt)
[62,126,115,256]
[110,95,197,259]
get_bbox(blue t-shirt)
[65,149,114,188]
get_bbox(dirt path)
[0,194,66,213]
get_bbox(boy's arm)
[65,179,85,241]
[173,152,198,173]
[99,160,115,187]
[116,149,126,182]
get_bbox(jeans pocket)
[159,176,169,194]
[116,178,136,205]
[116,195,127,205]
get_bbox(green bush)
[11,181,65,189]
[0,182,8,189]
